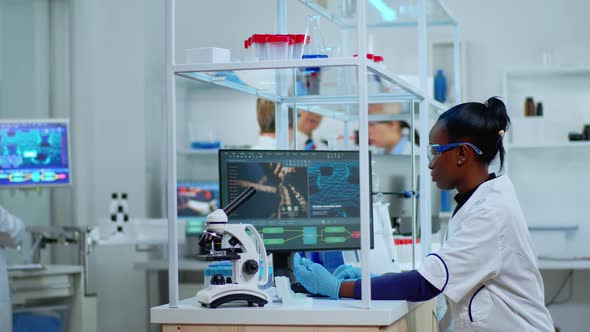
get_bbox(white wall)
[445,0,590,101]
[70,0,151,331]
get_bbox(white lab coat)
[295,131,329,150]
[251,135,277,150]
[418,175,554,332]
[0,205,25,332]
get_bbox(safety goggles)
[427,143,483,162]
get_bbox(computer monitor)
[219,149,372,252]
[177,181,220,237]
[177,181,220,217]
[0,119,71,187]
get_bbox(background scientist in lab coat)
[252,98,293,150]
[296,110,328,150]
[252,98,279,149]
[293,97,554,331]
[0,205,25,331]
[368,102,415,155]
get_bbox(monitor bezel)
[218,149,373,252]
[0,118,72,188]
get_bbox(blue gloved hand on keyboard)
[333,264,379,280]
[293,253,342,299]
[333,264,362,280]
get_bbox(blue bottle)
[434,69,447,103]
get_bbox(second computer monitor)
[219,149,367,252]
[0,119,71,187]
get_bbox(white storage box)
[185,47,230,64]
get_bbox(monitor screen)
[177,181,220,217]
[0,119,71,187]
[219,149,371,252]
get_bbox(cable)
[545,270,574,307]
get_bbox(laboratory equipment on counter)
[247,34,306,61]
[196,186,269,308]
[0,119,71,187]
[27,226,97,296]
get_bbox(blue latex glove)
[293,253,342,299]
[333,264,362,280]
[333,264,380,280]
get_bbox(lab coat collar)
[453,173,497,216]
[449,174,506,224]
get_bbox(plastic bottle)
[252,34,267,61]
[266,35,290,60]
[536,102,543,116]
[369,54,383,94]
[293,34,306,59]
[355,54,383,94]
[525,97,535,117]
[434,69,447,103]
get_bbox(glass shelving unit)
[164,0,459,309]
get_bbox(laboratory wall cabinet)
[163,0,461,310]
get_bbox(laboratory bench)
[135,259,209,332]
[151,296,437,332]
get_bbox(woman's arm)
[339,270,442,301]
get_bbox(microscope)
[196,186,269,308]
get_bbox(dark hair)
[400,121,420,146]
[437,97,511,170]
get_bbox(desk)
[134,259,209,305]
[9,264,97,332]
[151,297,437,332]
[135,260,209,332]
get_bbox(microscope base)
[196,285,268,308]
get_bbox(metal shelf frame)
[164,0,461,309]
